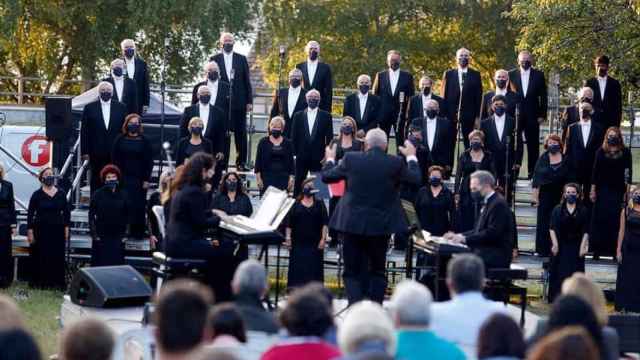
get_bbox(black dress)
[89,186,129,267]
[615,208,640,312]
[415,186,455,237]
[0,180,16,287]
[112,134,153,238]
[548,204,589,302]
[454,150,496,232]
[175,137,214,166]
[287,199,328,288]
[27,188,70,289]
[254,137,295,195]
[532,152,571,256]
[591,148,632,256]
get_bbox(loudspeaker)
[45,96,72,141]
[69,266,152,308]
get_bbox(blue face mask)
[307,98,319,109]
[565,194,577,204]
[112,67,123,77]
[199,95,211,105]
[341,125,354,135]
[190,127,203,136]
[127,123,140,134]
[548,144,561,154]
[302,186,317,197]
[207,71,218,82]
[105,179,118,190]
[124,48,135,58]
[633,194,640,205]
[42,175,55,187]
[430,176,442,187]
[100,91,112,102]
[494,106,506,117]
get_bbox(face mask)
[633,194,640,204]
[607,136,621,146]
[471,190,483,202]
[521,60,532,70]
[470,141,482,151]
[341,125,354,135]
[565,194,577,204]
[42,175,55,187]
[226,180,238,192]
[223,43,234,53]
[104,179,118,190]
[127,123,140,134]
[422,87,431,96]
[458,57,469,67]
[389,61,400,71]
[207,71,219,82]
[290,78,301,88]
[426,109,438,119]
[302,186,316,197]
[100,92,112,102]
[430,177,442,187]
[359,84,370,94]
[548,144,561,154]
[124,48,135,58]
[580,97,592,104]
[112,67,123,77]
[309,50,319,61]
[494,106,506,117]
[496,79,507,89]
[190,127,203,136]
[580,110,591,120]
[271,129,282,138]
[199,95,211,105]
[598,67,607,77]
[307,98,319,109]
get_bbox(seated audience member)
[527,327,599,360]
[154,280,214,360]
[232,260,279,334]
[0,328,42,360]
[389,280,465,360]
[430,254,508,357]
[337,301,395,359]
[261,286,339,360]
[195,348,241,360]
[59,318,114,360]
[207,303,247,358]
[303,282,338,345]
[477,313,525,360]
[0,295,24,331]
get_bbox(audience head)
[562,182,580,206]
[289,68,303,87]
[174,152,216,189]
[518,50,533,70]
[494,69,509,89]
[204,61,220,82]
[197,85,212,105]
[469,130,485,151]
[419,75,433,95]
[389,280,432,329]
[357,74,371,94]
[477,313,525,359]
[219,172,244,195]
[110,59,125,78]
[154,279,214,356]
[387,50,401,70]
[269,116,285,138]
[194,348,241,360]
[232,259,268,299]
[456,48,470,67]
[469,171,496,199]
[340,116,357,138]
[208,303,247,343]
[338,301,396,356]
[578,86,594,104]
[0,328,42,360]
[365,128,388,152]
[280,285,334,338]
[121,39,136,58]
[306,89,321,109]
[60,318,114,360]
[547,295,603,357]
[561,273,608,326]
[528,326,598,360]
[544,134,563,155]
[603,126,624,152]
[220,32,235,53]
[446,254,485,296]
[0,295,24,331]
[97,81,113,102]
[594,55,610,77]
[305,40,321,60]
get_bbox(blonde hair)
[627,184,639,209]
[188,117,204,128]
[561,273,608,326]
[269,116,285,130]
[339,116,358,141]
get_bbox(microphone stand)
[396,92,405,150]
[277,46,286,116]
[228,68,234,169]
[159,38,169,178]
[512,104,520,211]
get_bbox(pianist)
[444,170,513,269]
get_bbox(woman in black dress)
[89,165,129,267]
[454,130,496,232]
[27,168,70,289]
[255,116,295,196]
[285,179,328,289]
[176,117,214,166]
[532,134,571,256]
[0,164,17,288]
[548,183,590,302]
[590,127,632,258]
[615,186,640,312]
[415,166,455,237]
[112,114,153,239]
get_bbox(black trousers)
[519,114,540,178]
[341,232,389,304]
[0,226,13,287]
[231,107,248,166]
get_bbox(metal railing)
[67,160,89,202]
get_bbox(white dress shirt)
[457,67,468,89]
[358,92,368,119]
[100,100,111,129]
[494,114,506,141]
[113,76,124,102]
[223,51,233,81]
[206,80,219,106]
[307,59,318,86]
[495,87,507,96]
[520,68,531,97]
[199,103,210,134]
[288,86,301,118]
[598,76,607,100]
[389,68,400,95]
[421,94,432,117]
[125,58,135,78]
[307,108,318,137]
[425,117,437,150]
[580,120,591,146]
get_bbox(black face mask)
[521,60,532,70]
[496,79,507,89]
[226,180,238,192]
[127,123,140,134]
[271,129,282,138]
[389,62,400,71]
[42,175,55,187]
[494,106,506,117]
[426,109,438,119]
[341,125,354,135]
[579,97,592,104]
[422,87,431,96]
[458,57,469,67]
[100,92,112,102]
[302,186,316,197]
[309,50,319,61]
[190,127,203,136]
[607,136,621,146]
[548,144,561,154]
[223,43,234,53]
[124,48,135,58]
[207,71,219,82]
[470,141,482,151]
[199,95,211,105]
[290,78,301,88]
[429,177,442,187]
[359,84,370,94]
[104,179,118,190]
[565,194,577,204]
[598,67,608,77]
[471,190,483,202]
[112,67,123,77]
[580,110,591,120]
[307,98,319,109]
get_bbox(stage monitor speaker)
[45,96,72,141]
[69,265,152,308]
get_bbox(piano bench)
[152,252,208,293]
[484,264,528,328]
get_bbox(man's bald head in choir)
[518,50,533,70]
[456,48,470,68]
[111,59,124,78]
[387,50,401,71]
[306,89,321,109]
[98,81,113,102]
[495,69,509,89]
[578,87,594,102]
[289,68,303,87]
[306,41,320,61]
[121,39,136,59]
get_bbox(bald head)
[456,48,470,68]
[306,40,320,60]
[495,69,509,89]
[220,32,234,53]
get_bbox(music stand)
[401,199,424,278]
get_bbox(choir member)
[89,165,128,267]
[590,127,632,258]
[373,50,415,152]
[210,32,253,170]
[176,117,214,166]
[585,55,622,129]
[296,40,333,112]
[342,74,382,137]
[561,87,599,141]
[121,39,150,114]
[564,102,605,207]
[548,183,589,302]
[255,117,295,195]
[190,61,231,122]
[532,134,571,256]
[480,69,520,120]
[269,68,307,138]
[102,59,137,115]
[291,90,334,195]
[27,168,70,289]
[480,95,523,203]
[615,186,640,312]
[80,81,126,193]
[0,165,16,288]
[441,47,483,148]
[415,166,455,237]
[409,99,454,178]
[454,130,496,232]
[508,50,548,179]
[407,75,447,122]
[285,179,328,289]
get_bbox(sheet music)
[428,235,469,249]
[252,187,287,227]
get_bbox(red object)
[260,342,341,360]
[21,135,50,167]
[328,180,346,197]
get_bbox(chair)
[484,264,528,327]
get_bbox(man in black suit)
[480,95,523,204]
[103,59,137,115]
[269,68,307,138]
[291,90,334,195]
[564,102,605,207]
[585,55,622,130]
[322,129,421,303]
[480,69,520,120]
[296,40,333,112]
[407,75,447,123]
[210,32,253,170]
[373,50,415,152]
[121,39,150,114]
[190,61,230,119]
[561,87,600,141]
[408,99,454,178]
[508,50,547,179]
[342,74,381,138]
[445,170,514,269]
[441,48,483,149]
[80,82,127,193]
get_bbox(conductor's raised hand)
[325,143,337,161]
[399,140,417,157]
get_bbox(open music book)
[220,186,295,234]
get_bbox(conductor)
[322,129,421,304]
